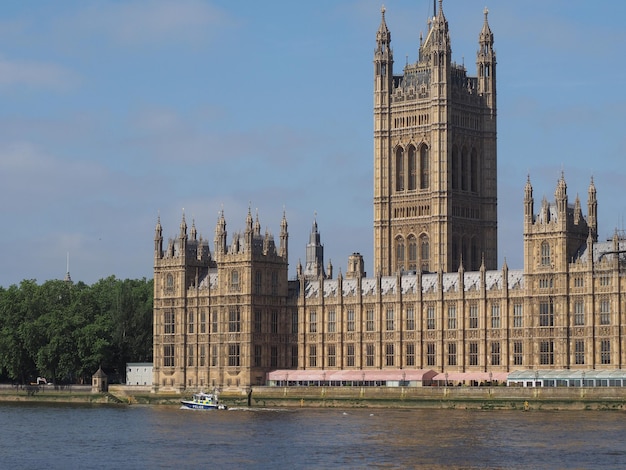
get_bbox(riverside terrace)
[266,369,626,388]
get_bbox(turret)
[476,7,496,112]
[303,217,325,280]
[178,211,188,256]
[555,172,567,219]
[154,216,163,259]
[524,175,534,225]
[279,210,288,259]
[214,209,227,256]
[374,6,393,96]
[588,177,598,241]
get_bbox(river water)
[1,403,625,469]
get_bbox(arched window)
[541,242,551,266]
[471,148,478,192]
[395,147,404,192]
[451,146,458,190]
[408,145,417,190]
[420,145,429,189]
[461,147,468,191]
[166,273,174,292]
[396,237,405,272]
[420,234,430,272]
[408,235,417,271]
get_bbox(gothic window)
[254,310,262,333]
[309,310,317,333]
[575,340,585,365]
[396,237,405,271]
[406,343,415,366]
[163,344,174,368]
[230,270,240,292]
[347,309,355,332]
[447,304,456,329]
[539,300,554,327]
[346,344,355,367]
[426,343,436,366]
[199,345,206,367]
[254,271,262,294]
[420,145,429,189]
[165,273,174,293]
[407,235,417,270]
[164,310,175,335]
[187,345,194,367]
[513,304,523,328]
[366,308,375,332]
[539,341,554,365]
[188,311,194,334]
[426,305,436,330]
[395,147,404,191]
[541,242,551,266]
[327,345,336,367]
[451,146,458,190]
[469,342,478,366]
[469,304,479,329]
[461,147,468,191]
[406,307,415,331]
[291,311,298,334]
[491,303,500,328]
[420,234,430,272]
[271,310,278,334]
[253,345,262,367]
[601,340,611,364]
[228,309,241,333]
[386,307,394,331]
[471,238,479,271]
[448,343,457,366]
[513,341,523,366]
[574,301,585,326]
[309,345,317,367]
[600,299,611,325]
[228,344,240,367]
[365,344,375,367]
[328,309,336,333]
[385,344,394,366]
[471,148,478,192]
[491,341,501,366]
[408,145,417,190]
[291,345,298,368]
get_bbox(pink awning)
[432,371,509,382]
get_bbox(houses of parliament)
[152,2,626,392]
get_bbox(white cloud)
[67,0,232,47]
[0,56,78,90]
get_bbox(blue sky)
[0,0,625,287]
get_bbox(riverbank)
[2,384,626,410]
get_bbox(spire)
[279,209,288,259]
[214,209,227,255]
[524,175,534,224]
[179,210,187,239]
[64,252,72,284]
[154,215,163,259]
[190,219,197,241]
[587,176,598,241]
[303,214,326,280]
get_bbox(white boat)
[180,391,227,410]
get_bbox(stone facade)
[152,3,626,392]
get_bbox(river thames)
[2,403,626,469]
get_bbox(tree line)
[0,276,153,385]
